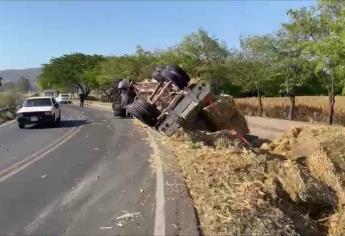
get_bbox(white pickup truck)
[56,94,72,104]
[16,97,61,129]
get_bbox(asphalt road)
[0,104,157,235]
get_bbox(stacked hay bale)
[201,95,249,134]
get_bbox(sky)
[0,0,315,70]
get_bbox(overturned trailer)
[126,65,249,137]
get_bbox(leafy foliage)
[37,1,345,122]
[38,53,104,95]
[15,76,31,92]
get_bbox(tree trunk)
[288,95,296,120]
[328,82,335,125]
[85,88,91,98]
[257,92,263,117]
[101,88,113,102]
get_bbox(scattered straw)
[166,126,345,235]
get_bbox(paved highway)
[0,104,158,235]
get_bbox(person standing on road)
[78,87,85,107]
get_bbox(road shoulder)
[147,129,200,236]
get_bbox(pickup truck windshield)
[23,98,52,107]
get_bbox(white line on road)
[0,119,16,128]
[0,127,81,183]
[147,130,166,236]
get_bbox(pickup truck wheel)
[161,65,190,90]
[51,115,57,127]
[126,98,159,127]
[18,123,25,129]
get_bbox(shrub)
[0,92,24,108]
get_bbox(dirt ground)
[165,126,345,236]
[245,115,318,141]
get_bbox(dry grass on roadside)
[0,92,23,108]
[0,92,22,124]
[235,96,345,125]
[166,126,345,236]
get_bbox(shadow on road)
[27,119,87,129]
[59,119,88,127]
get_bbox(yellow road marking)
[0,127,81,183]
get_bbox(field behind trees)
[236,96,345,126]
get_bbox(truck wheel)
[113,103,126,117]
[114,109,126,117]
[152,65,166,82]
[161,65,190,90]
[112,103,122,112]
[18,123,25,129]
[126,98,159,127]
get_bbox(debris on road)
[171,223,178,230]
[41,174,47,179]
[115,211,142,227]
[99,226,113,230]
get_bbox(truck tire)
[114,109,126,117]
[126,98,159,127]
[18,123,25,129]
[161,65,190,90]
[113,103,126,117]
[152,65,166,82]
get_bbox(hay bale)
[306,148,345,205]
[202,96,249,134]
[271,160,337,208]
[268,127,303,153]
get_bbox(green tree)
[38,53,104,96]
[267,5,325,120]
[176,28,230,93]
[299,1,345,124]
[134,46,159,81]
[239,35,276,116]
[94,55,143,101]
[16,76,31,93]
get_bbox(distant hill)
[0,68,42,88]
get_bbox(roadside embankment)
[0,92,23,124]
[165,126,345,236]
